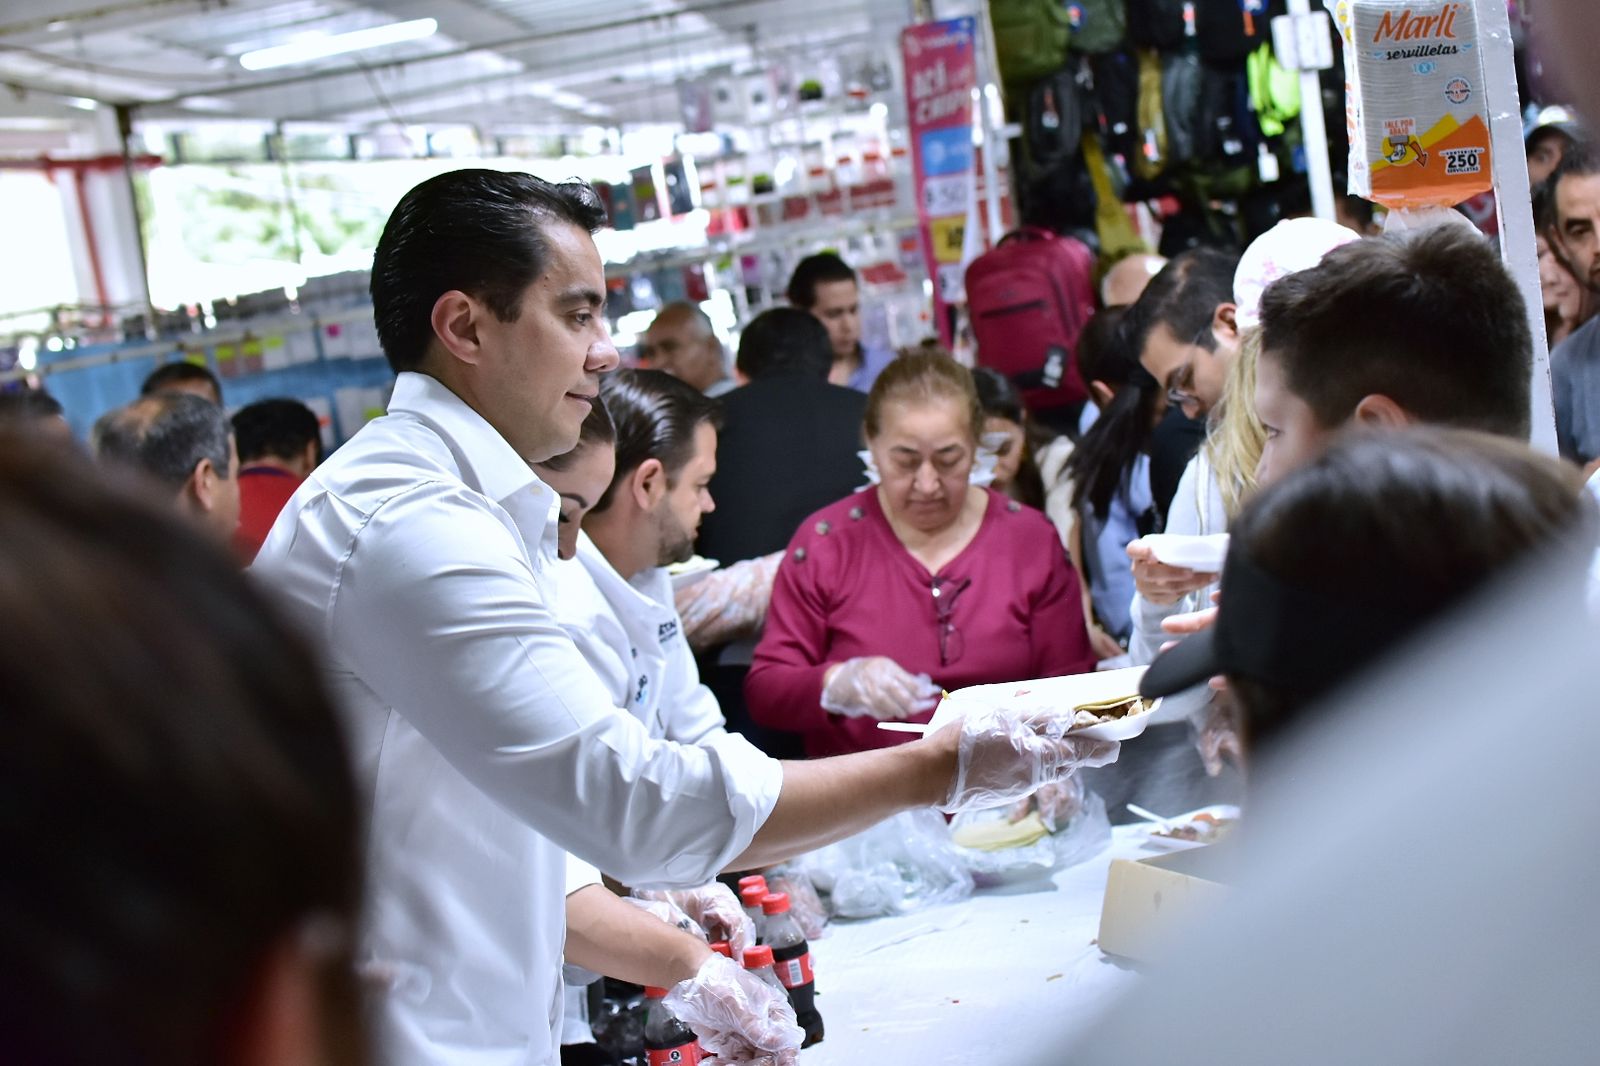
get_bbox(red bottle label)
[774,950,814,989]
[646,1042,702,1066]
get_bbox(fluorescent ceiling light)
[239,18,437,71]
[66,97,98,111]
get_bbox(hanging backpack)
[1196,0,1282,63]
[1126,0,1194,51]
[1026,61,1091,171]
[1065,0,1126,55]
[1133,49,1170,181]
[1162,51,1204,166]
[965,227,1097,414]
[1195,64,1262,167]
[1247,41,1301,138]
[1081,131,1147,264]
[991,0,1073,85]
[1091,49,1140,164]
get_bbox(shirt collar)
[386,371,540,506]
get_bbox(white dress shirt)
[551,531,727,745]
[251,372,783,1066]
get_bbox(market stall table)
[803,825,1152,1063]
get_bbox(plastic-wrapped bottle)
[761,892,824,1047]
[709,941,733,959]
[737,874,768,895]
[643,986,702,1066]
[738,884,768,943]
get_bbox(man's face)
[1539,235,1583,316]
[1141,321,1232,420]
[1254,350,1334,488]
[471,222,620,462]
[808,279,862,361]
[651,421,717,567]
[1555,171,1600,290]
[640,312,724,393]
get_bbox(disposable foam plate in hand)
[667,555,720,590]
[1141,533,1229,572]
[917,666,1159,742]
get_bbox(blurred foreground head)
[1224,430,1590,749]
[0,437,365,1066]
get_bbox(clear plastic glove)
[820,656,941,721]
[675,552,783,651]
[664,954,803,1066]
[938,706,1120,814]
[1004,776,1087,833]
[621,895,706,941]
[1192,697,1245,778]
[635,883,756,959]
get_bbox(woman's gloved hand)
[937,706,1120,813]
[664,954,803,1066]
[635,882,757,959]
[820,656,941,721]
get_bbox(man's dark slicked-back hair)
[737,307,834,380]
[785,252,858,310]
[1259,226,1532,440]
[592,369,723,515]
[1122,247,1239,359]
[370,169,609,373]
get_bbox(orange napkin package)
[1331,0,1493,208]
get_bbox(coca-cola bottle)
[740,944,785,991]
[739,884,768,943]
[642,986,702,1066]
[708,941,733,959]
[762,892,824,1047]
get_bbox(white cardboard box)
[1097,842,1231,963]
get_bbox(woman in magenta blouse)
[746,352,1097,758]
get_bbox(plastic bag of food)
[791,808,974,919]
[949,781,1111,885]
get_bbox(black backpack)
[1196,0,1284,64]
[1126,0,1193,51]
[1066,0,1127,55]
[1195,63,1262,166]
[1026,60,1093,170]
[1162,51,1204,165]
[1091,49,1141,164]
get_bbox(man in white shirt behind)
[553,369,727,745]
[252,169,1116,1066]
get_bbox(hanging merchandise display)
[1329,0,1494,208]
[902,16,979,346]
[990,0,1073,85]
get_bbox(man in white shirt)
[553,368,727,744]
[252,169,1115,1066]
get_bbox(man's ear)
[1212,302,1240,348]
[299,439,320,476]
[629,457,668,511]
[429,290,484,367]
[188,458,219,515]
[1089,380,1116,409]
[1351,393,1414,429]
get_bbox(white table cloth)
[804,826,1152,1062]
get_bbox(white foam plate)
[1141,804,1241,849]
[667,555,720,590]
[1140,533,1230,572]
[876,666,1159,742]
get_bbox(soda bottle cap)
[760,892,791,915]
[739,885,767,907]
[737,874,769,892]
[742,944,774,969]
[644,986,669,999]
[709,941,733,958]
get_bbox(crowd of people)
[6,49,1600,1065]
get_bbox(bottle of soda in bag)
[738,884,768,943]
[737,874,768,896]
[761,892,824,1047]
[642,986,702,1066]
[708,941,733,959]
